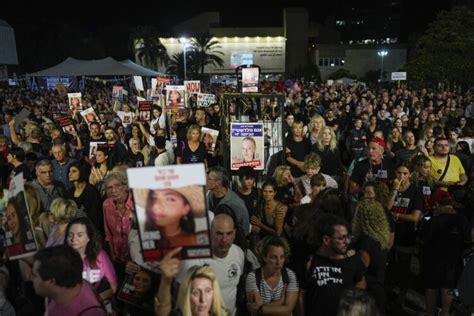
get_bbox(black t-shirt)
[391,183,424,246]
[354,235,387,292]
[179,141,207,164]
[10,163,31,182]
[377,118,392,138]
[312,145,344,177]
[234,187,259,217]
[286,137,311,177]
[350,158,395,186]
[303,253,366,316]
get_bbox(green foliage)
[406,6,474,88]
[327,68,357,80]
[287,63,322,82]
[132,26,168,70]
[189,34,224,79]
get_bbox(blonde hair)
[353,198,390,250]
[317,126,338,152]
[24,184,43,227]
[308,114,326,134]
[273,165,291,185]
[177,265,229,316]
[49,198,78,224]
[187,124,202,140]
[304,152,321,170]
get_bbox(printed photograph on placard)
[67,93,82,113]
[242,67,259,93]
[5,174,38,260]
[89,141,106,159]
[56,116,78,138]
[230,122,264,170]
[127,164,211,261]
[112,86,124,101]
[117,268,160,310]
[138,101,153,122]
[200,127,219,154]
[165,86,186,110]
[80,107,99,125]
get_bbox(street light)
[179,37,190,80]
[377,50,388,82]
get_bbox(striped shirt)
[245,268,299,304]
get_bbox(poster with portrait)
[112,86,124,101]
[242,67,259,93]
[56,82,68,97]
[80,107,99,126]
[89,141,106,159]
[138,101,153,122]
[67,92,82,113]
[5,173,38,260]
[230,122,264,170]
[165,86,186,109]
[56,116,78,138]
[127,164,211,262]
[117,267,160,310]
[201,127,219,154]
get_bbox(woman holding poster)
[144,186,202,247]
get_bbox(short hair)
[10,147,26,162]
[291,121,304,130]
[103,171,128,188]
[337,287,380,316]
[104,126,116,134]
[52,144,66,154]
[304,153,321,170]
[310,174,326,187]
[256,235,291,265]
[68,161,91,183]
[49,198,78,224]
[34,245,83,288]
[238,166,257,180]
[35,159,53,172]
[89,121,100,129]
[434,136,448,146]
[315,213,349,244]
[208,166,230,188]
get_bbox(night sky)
[0,0,459,73]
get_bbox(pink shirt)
[83,250,118,289]
[103,193,134,263]
[48,281,105,316]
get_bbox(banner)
[201,127,219,154]
[139,101,153,122]
[196,93,216,107]
[127,164,211,261]
[6,173,38,260]
[80,107,99,126]
[230,122,264,170]
[133,76,144,91]
[184,80,201,94]
[56,116,78,137]
[117,268,160,310]
[242,67,259,93]
[391,72,407,81]
[46,77,71,90]
[67,93,82,113]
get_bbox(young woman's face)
[262,185,276,201]
[419,160,432,177]
[133,271,152,295]
[313,119,324,131]
[241,139,256,162]
[67,224,90,254]
[189,129,200,142]
[396,166,411,183]
[146,189,190,228]
[95,151,107,164]
[6,203,19,237]
[391,128,400,138]
[68,166,80,182]
[190,277,213,316]
[264,245,285,273]
[322,128,332,144]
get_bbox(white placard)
[391,72,407,81]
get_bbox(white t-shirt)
[154,151,170,166]
[177,244,245,316]
[116,111,135,127]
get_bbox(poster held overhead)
[133,76,144,91]
[241,67,260,93]
[127,164,211,262]
[196,93,216,107]
[67,93,82,113]
[200,127,219,154]
[5,173,39,260]
[56,116,78,138]
[230,122,265,170]
[184,80,201,94]
[80,107,99,126]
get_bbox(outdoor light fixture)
[179,37,190,80]
[377,50,388,82]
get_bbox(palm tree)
[166,51,197,79]
[131,26,168,70]
[190,34,224,78]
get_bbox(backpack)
[254,267,290,290]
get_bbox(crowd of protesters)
[0,80,473,316]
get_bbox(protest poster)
[80,107,99,126]
[56,82,68,97]
[196,93,216,107]
[127,164,211,261]
[89,141,106,159]
[56,116,78,137]
[138,101,153,122]
[230,122,264,170]
[165,85,186,109]
[184,80,201,94]
[242,67,259,93]
[201,127,219,154]
[133,76,144,91]
[5,173,38,260]
[67,93,82,113]
[14,108,31,133]
[112,86,124,101]
[117,267,160,310]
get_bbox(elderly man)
[51,144,76,190]
[102,172,134,266]
[30,159,65,210]
[349,136,395,194]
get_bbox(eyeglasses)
[331,235,351,242]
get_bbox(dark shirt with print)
[350,158,395,186]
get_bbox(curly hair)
[362,181,390,209]
[255,235,291,265]
[353,198,390,250]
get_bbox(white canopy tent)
[29,57,166,77]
